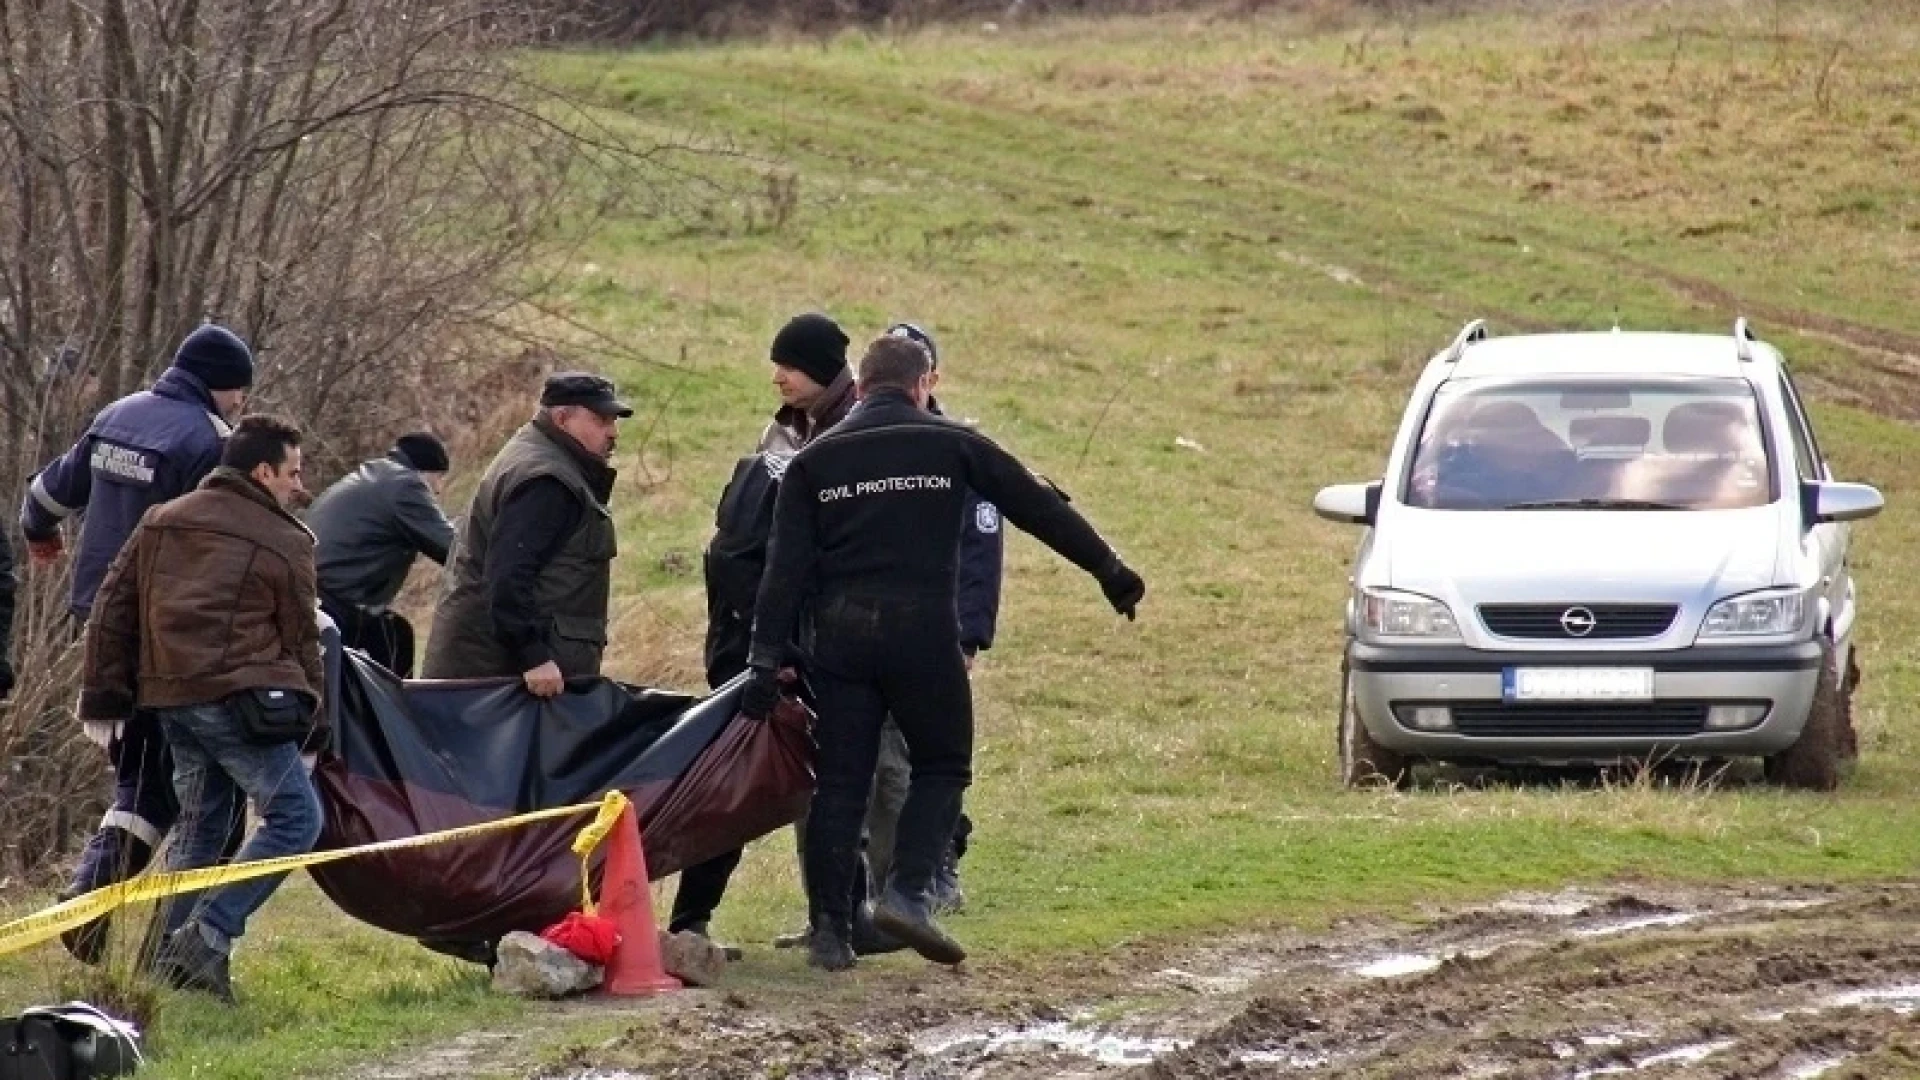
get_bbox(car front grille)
[1447,702,1709,738]
[1478,603,1679,640]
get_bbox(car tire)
[1838,650,1862,763]
[1764,648,1847,792]
[1339,668,1410,791]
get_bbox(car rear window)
[1404,377,1772,511]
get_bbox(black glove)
[740,664,781,721]
[1097,557,1145,621]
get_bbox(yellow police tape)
[0,789,633,960]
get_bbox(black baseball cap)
[540,372,633,418]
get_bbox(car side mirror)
[1313,481,1382,525]
[1804,481,1883,524]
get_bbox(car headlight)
[1358,588,1461,642]
[1699,587,1811,638]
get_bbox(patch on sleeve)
[89,441,158,486]
[973,501,1001,534]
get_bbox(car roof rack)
[1733,316,1756,362]
[1443,318,1488,364]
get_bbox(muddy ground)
[362,881,1920,1080]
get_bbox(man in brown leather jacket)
[80,414,324,1003]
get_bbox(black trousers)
[321,596,416,678]
[66,711,246,945]
[804,593,972,937]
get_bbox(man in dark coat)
[307,432,456,675]
[27,324,254,964]
[743,334,1144,971]
[672,313,857,950]
[421,374,630,692]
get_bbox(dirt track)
[486,882,1920,1080]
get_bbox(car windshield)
[1404,377,1772,511]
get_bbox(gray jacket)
[307,452,455,611]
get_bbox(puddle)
[1570,912,1700,937]
[1352,952,1444,978]
[1550,1032,1650,1059]
[1570,1038,1736,1077]
[1757,981,1920,1022]
[1235,1048,1340,1068]
[1154,966,1260,994]
[919,1021,1191,1066]
[1780,1054,1852,1079]
[1492,895,1597,919]
[1827,982,1920,1013]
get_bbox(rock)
[659,929,728,988]
[491,931,604,998]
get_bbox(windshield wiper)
[1501,498,1690,511]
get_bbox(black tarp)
[309,651,813,942]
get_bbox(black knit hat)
[393,432,451,473]
[769,313,849,388]
[171,324,254,391]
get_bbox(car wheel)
[1764,649,1846,792]
[1339,669,1410,791]
[1838,650,1862,763]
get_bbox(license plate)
[1503,667,1654,702]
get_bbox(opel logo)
[1560,607,1598,637]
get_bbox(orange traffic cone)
[598,803,681,996]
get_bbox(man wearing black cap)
[421,373,631,696]
[306,432,457,676]
[23,322,254,965]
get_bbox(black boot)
[151,924,235,1005]
[872,885,966,965]
[679,920,745,963]
[928,847,966,915]
[851,904,908,956]
[806,927,856,972]
[419,937,500,969]
[876,780,967,964]
[60,827,156,966]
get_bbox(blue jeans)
[158,702,322,950]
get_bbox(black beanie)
[171,325,254,391]
[769,312,849,388]
[393,431,451,473]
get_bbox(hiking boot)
[679,921,745,963]
[872,887,966,966]
[851,906,908,956]
[419,936,499,969]
[928,853,967,916]
[58,907,110,967]
[772,923,813,950]
[805,928,856,973]
[152,926,235,1005]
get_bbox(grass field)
[3,1,1917,1075]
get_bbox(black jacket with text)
[748,388,1114,671]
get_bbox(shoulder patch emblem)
[974,501,1001,534]
[761,452,794,482]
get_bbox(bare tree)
[0,0,701,875]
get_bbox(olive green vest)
[421,420,618,679]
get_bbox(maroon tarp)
[309,653,812,942]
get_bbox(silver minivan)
[1314,320,1883,790]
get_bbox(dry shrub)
[0,0,711,879]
